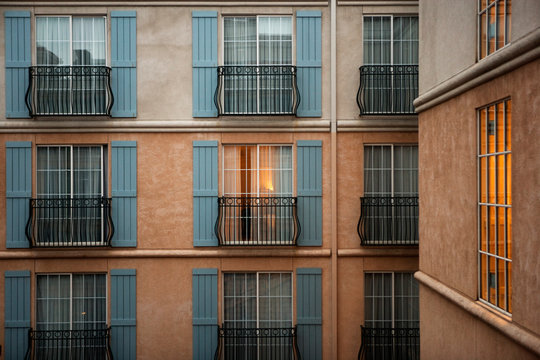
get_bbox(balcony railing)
[358,327,420,360]
[25,197,114,247]
[357,197,419,246]
[214,66,300,116]
[25,66,114,116]
[357,65,418,115]
[215,197,300,246]
[214,327,301,360]
[24,327,113,360]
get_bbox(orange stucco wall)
[419,58,540,354]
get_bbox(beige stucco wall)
[419,58,540,349]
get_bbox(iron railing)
[25,197,114,247]
[214,66,300,116]
[25,66,114,116]
[358,327,420,360]
[214,327,301,360]
[357,197,419,246]
[24,327,113,360]
[215,197,300,246]
[357,65,418,115]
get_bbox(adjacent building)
[416,0,540,358]
[0,0,420,359]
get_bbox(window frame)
[222,271,294,328]
[34,15,108,67]
[35,272,108,331]
[36,145,105,199]
[477,0,511,61]
[364,271,419,329]
[477,98,512,315]
[363,144,419,197]
[362,14,419,66]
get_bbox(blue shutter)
[111,141,137,247]
[296,11,322,117]
[192,11,218,117]
[111,11,137,117]
[297,140,322,246]
[5,270,30,360]
[193,141,218,246]
[6,141,31,248]
[192,268,218,360]
[296,268,322,360]
[4,11,30,118]
[111,269,136,360]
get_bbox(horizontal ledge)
[337,118,418,132]
[1,1,329,6]
[338,1,418,5]
[0,248,332,259]
[415,271,540,356]
[338,248,419,257]
[0,119,331,133]
[415,28,540,113]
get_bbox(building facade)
[416,0,540,359]
[0,0,419,359]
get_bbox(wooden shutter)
[296,11,322,117]
[6,141,31,248]
[4,11,31,118]
[296,268,322,360]
[5,270,31,360]
[192,11,218,117]
[192,268,218,360]
[193,141,218,246]
[111,269,136,360]
[111,11,137,117]
[297,140,322,246]
[111,141,137,247]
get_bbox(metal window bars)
[358,326,420,360]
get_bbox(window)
[223,272,293,358]
[217,145,298,245]
[35,274,107,357]
[31,146,109,246]
[362,273,419,360]
[363,16,418,65]
[360,16,418,115]
[220,16,295,115]
[32,16,110,115]
[359,145,419,245]
[478,99,512,313]
[478,0,511,60]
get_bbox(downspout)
[330,0,338,359]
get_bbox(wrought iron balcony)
[215,197,300,246]
[214,66,300,116]
[25,66,114,116]
[25,327,113,360]
[357,65,418,115]
[214,327,301,360]
[358,326,420,360]
[25,197,114,247]
[357,197,419,246]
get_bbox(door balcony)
[357,197,419,246]
[25,327,113,360]
[214,65,300,116]
[215,197,300,246]
[357,65,418,115]
[25,197,114,247]
[214,326,302,360]
[25,66,114,116]
[358,326,420,360]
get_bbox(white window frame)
[222,271,294,328]
[364,271,419,329]
[362,15,419,66]
[34,15,108,67]
[36,273,108,331]
[477,98,512,315]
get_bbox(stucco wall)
[419,58,540,340]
